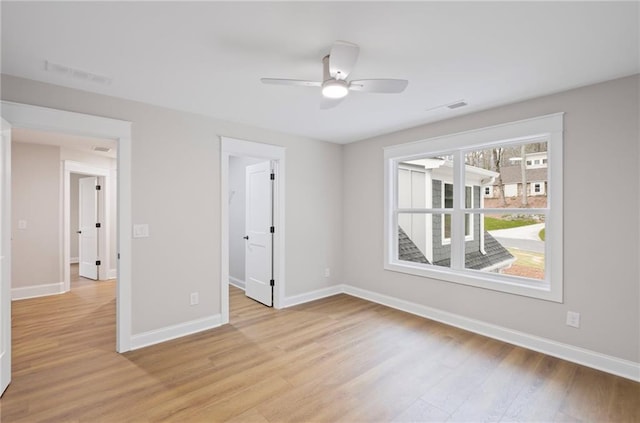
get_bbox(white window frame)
[442,183,473,245]
[384,113,563,302]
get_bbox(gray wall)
[12,142,61,288]
[343,75,639,363]
[1,74,344,334]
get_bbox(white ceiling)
[2,2,638,144]
[12,128,118,159]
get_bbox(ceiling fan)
[261,40,409,109]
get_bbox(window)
[534,159,540,165]
[542,158,547,164]
[384,114,563,302]
[526,160,532,166]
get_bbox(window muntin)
[384,113,563,302]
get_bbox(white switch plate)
[18,219,27,230]
[190,292,199,306]
[133,224,149,238]
[566,311,580,328]
[324,268,331,277]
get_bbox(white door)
[79,176,98,280]
[244,161,273,306]
[0,118,12,396]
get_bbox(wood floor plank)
[1,267,638,422]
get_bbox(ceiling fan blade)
[349,79,408,93]
[261,78,321,87]
[320,96,346,110]
[329,40,359,80]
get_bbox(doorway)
[0,100,132,358]
[228,156,273,306]
[64,161,117,291]
[220,137,285,324]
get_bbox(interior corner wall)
[69,173,81,261]
[342,74,640,363]
[1,74,344,335]
[11,142,61,289]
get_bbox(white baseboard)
[229,276,245,290]
[282,284,344,308]
[12,282,65,300]
[130,314,222,351]
[106,268,118,280]
[70,257,79,264]
[342,285,640,382]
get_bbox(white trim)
[229,276,245,290]
[107,268,118,280]
[341,285,639,382]
[220,136,286,324]
[70,257,79,264]
[1,101,133,353]
[282,285,344,308]
[12,282,65,300]
[130,314,222,351]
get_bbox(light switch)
[18,220,27,230]
[133,224,149,238]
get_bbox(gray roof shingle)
[399,227,514,271]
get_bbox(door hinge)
[270,226,275,233]
[270,279,275,287]
[117,253,120,259]
[95,185,101,191]
[270,173,275,181]
[95,222,101,228]
[95,260,101,266]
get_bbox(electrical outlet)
[190,292,199,306]
[324,268,331,278]
[18,220,27,230]
[566,311,580,328]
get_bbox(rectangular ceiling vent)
[45,60,112,85]
[93,146,112,153]
[447,101,468,110]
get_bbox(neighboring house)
[487,151,548,198]
[398,158,514,273]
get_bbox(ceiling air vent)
[447,101,468,110]
[45,60,112,86]
[425,99,469,113]
[93,146,112,153]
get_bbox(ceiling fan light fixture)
[322,79,349,99]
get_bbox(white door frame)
[1,118,12,396]
[1,101,133,353]
[64,161,112,289]
[220,137,285,323]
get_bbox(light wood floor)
[1,269,638,422]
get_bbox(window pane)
[465,213,545,281]
[400,156,455,210]
[397,213,450,268]
[465,141,548,209]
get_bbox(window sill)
[384,261,562,303]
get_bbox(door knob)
[243,236,249,240]
[76,230,82,234]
